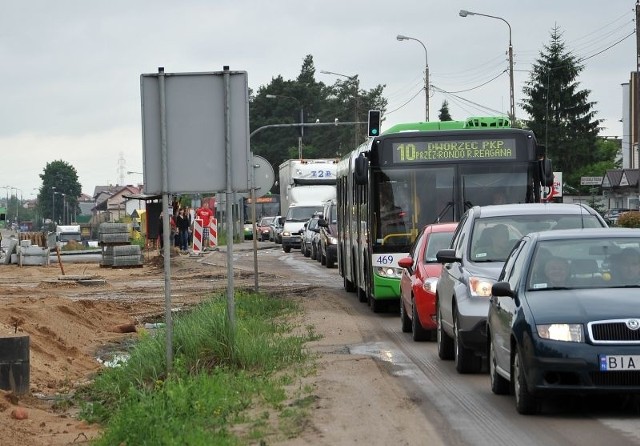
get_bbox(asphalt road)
[273,245,640,446]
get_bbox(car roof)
[423,222,458,233]
[472,203,601,218]
[527,227,640,242]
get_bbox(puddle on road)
[348,341,423,381]
[349,341,400,364]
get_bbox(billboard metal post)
[224,67,236,335]
[158,67,174,372]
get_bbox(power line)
[437,70,507,94]
[386,87,425,115]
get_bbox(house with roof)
[92,185,142,224]
[601,169,640,210]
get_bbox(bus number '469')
[375,255,394,265]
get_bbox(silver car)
[300,216,320,257]
[435,203,608,374]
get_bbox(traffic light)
[368,110,381,137]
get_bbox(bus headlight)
[376,267,403,279]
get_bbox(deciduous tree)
[37,160,82,226]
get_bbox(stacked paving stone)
[17,239,50,266]
[98,223,143,267]
[1,237,21,265]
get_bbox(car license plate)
[599,355,640,371]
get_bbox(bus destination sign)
[392,138,517,163]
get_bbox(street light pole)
[397,34,429,122]
[12,187,22,224]
[459,9,515,126]
[265,94,304,158]
[61,193,66,225]
[51,186,56,226]
[1,186,10,224]
[320,70,360,147]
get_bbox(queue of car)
[393,202,640,415]
[262,199,337,270]
[262,200,640,415]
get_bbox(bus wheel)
[344,276,356,293]
[369,295,383,313]
[357,287,368,303]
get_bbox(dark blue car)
[488,228,640,414]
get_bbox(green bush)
[617,211,640,228]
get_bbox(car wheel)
[326,254,335,268]
[320,251,326,265]
[400,298,411,333]
[283,245,291,253]
[437,303,454,360]
[303,244,311,257]
[411,300,431,342]
[513,347,539,415]
[489,337,510,395]
[453,309,482,374]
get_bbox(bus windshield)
[372,162,529,247]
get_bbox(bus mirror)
[540,158,554,187]
[536,144,546,159]
[354,155,368,185]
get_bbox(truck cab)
[56,225,82,247]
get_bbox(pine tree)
[438,100,452,121]
[521,26,601,189]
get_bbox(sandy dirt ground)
[0,242,441,446]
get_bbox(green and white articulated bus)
[336,116,554,312]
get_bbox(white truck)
[278,159,338,253]
[56,225,82,247]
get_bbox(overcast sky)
[1,1,636,199]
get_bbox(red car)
[398,222,457,341]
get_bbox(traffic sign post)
[581,176,603,186]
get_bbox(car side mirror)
[318,219,328,227]
[491,281,514,298]
[436,248,459,264]
[398,256,413,269]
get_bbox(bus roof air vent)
[464,117,510,128]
